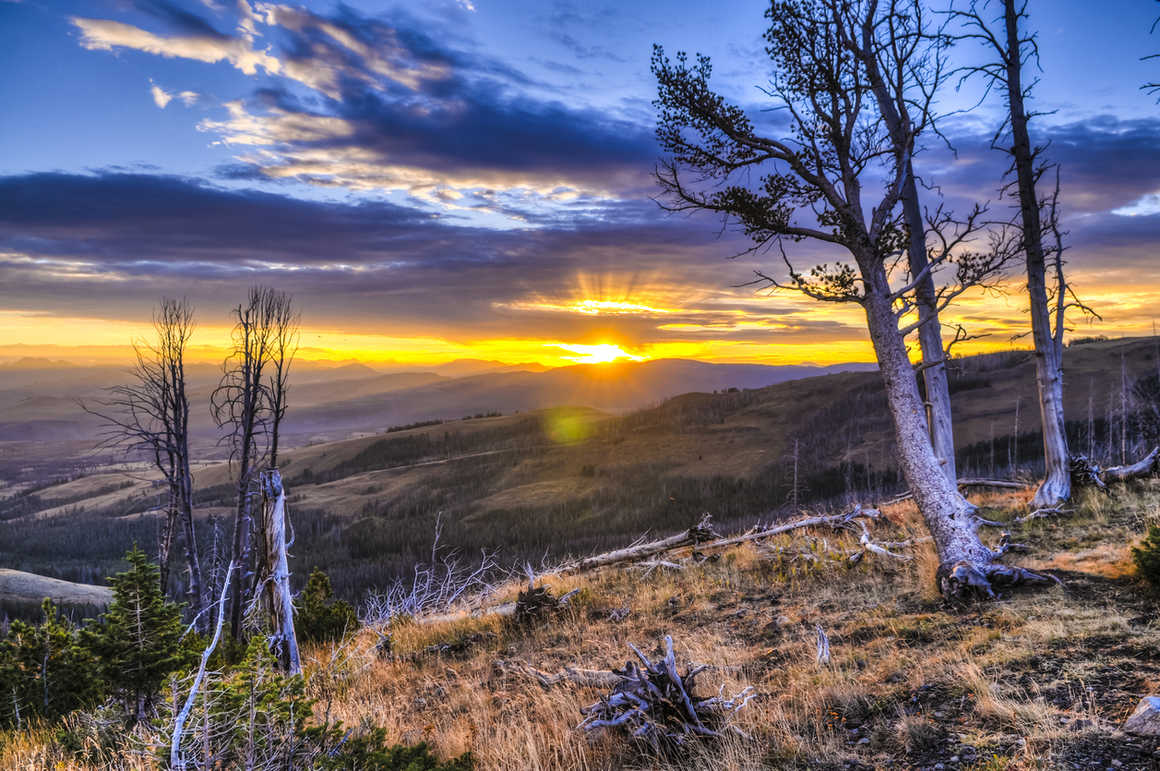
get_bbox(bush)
[164,639,472,769]
[319,727,474,770]
[296,568,358,643]
[0,599,102,728]
[1133,524,1160,591]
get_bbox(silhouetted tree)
[949,1,1098,505]
[212,287,298,641]
[84,299,205,625]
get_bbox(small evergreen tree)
[0,599,101,728]
[1133,524,1160,592]
[83,545,193,720]
[296,569,357,644]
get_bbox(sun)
[549,342,644,364]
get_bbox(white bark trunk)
[861,286,995,596]
[260,470,300,675]
[1000,0,1071,506]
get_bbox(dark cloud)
[195,4,658,196]
[0,171,814,344]
[132,0,228,39]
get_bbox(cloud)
[73,15,280,76]
[149,80,173,108]
[70,2,656,207]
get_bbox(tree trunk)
[229,427,255,640]
[901,167,958,483]
[1002,0,1070,506]
[177,461,205,633]
[854,19,958,485]
[259,470,300,675]
[862,285,997,596]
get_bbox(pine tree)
[84,546,193,721]
[295,568,357,644]
[0,599,102,728]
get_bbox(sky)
[0,0,1158,368]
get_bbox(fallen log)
[1104,447,1160,483]
[568,513,719,572]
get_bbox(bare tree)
[211,286,294,640]
[949,0,1098,506]
[84,299,206,624]
[266,297,299,470]
[652,0,1043,598]
[838,0,964,482]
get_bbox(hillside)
[1,337,1158,601]
[4,483,1159,769]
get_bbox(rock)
[1122,696,1160,736]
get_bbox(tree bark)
[852,5,958,484]
[1002,0,1070,506]
[259,470,300,675]
[861,282,999,596]
[902,167,958,483]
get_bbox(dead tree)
[257,470,300,674]
[652,1,1041,598]
[948,1,1098,506]
[578,635,754,749]
[838,0,970,483]
[211,286,291,640]
[84,299,205,625]
[265,297,299,470]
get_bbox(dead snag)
[578,635,754,750]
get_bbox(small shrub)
[1132,524,1160,591]
[0,599,102,728]
[319,726,473,770]
[296,568,358,643]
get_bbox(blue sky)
[1,0,1158,365]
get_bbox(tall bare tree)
[266,297,299,470]
[652,0,1043,597]
[838,0,963,483]
[211,286,294,639]
[85,299,205,624]
[949,0,1095,505]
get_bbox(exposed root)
[938,559,1061,601]
[577,635,755,750]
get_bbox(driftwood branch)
[568,513,720,572]
[1104,447,1160,483]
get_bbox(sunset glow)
[549,343,644,364]
[0,1,1157,372]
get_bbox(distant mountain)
[0,356,75,370]
[425,359,551,377]
[283,358,876,437]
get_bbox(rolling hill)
[1,337,1157,604]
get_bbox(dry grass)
[4,481,1160,769]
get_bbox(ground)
[2,482,1159,769]
[311,482,1160,770]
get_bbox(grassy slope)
[6,482,1157,769]
[309,482,1160,770]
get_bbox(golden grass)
[4,481,1160,769]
